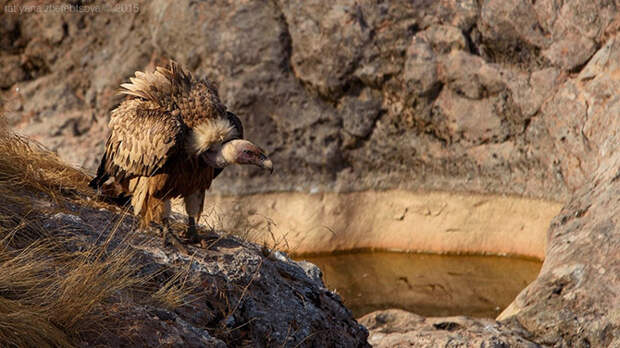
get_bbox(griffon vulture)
[89,61,272,247]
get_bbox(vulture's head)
[203,139,273,173]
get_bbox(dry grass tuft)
[151,259,199,309]
[0,116,192,347]
[0,297,73,348]
[198,204,291,253]
[0,133,91,203]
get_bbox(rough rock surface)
[45,208,369,348]
[4,0,609,200]
[359,309,540,348]
[497,37,620,348]
[1,0,619,347]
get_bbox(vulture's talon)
[185,230,200,244]
[182,216,200,244]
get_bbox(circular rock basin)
[194,191,558,319]
[297,251,542,318]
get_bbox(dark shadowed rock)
[339,87,382,140]
[0,55,26,88]
[46,206,370,348]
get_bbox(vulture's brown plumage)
[90,62,272,246]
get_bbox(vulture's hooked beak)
[261,158,274,174]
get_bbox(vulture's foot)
[181,227,200,244]
[180,217,200,244]
[160,222,188,254]
[199,232,221,248]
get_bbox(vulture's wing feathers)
[226,110,244,139]
[103,101,186,181]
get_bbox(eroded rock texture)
[43,209,369,348]
[4,0,609,199]
[1,0,619,347]
[360,309,540,348]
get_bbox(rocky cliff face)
[1,0,619,347]
[4,0,615,199]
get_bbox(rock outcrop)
[1,0,619,346]
[360,309,540,348]
[0,0,593,199]
[55,208,370,347]
[0,121,369,347]
[497,37,620,347]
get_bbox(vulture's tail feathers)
[89,153,109,189]
[89,153,132,208]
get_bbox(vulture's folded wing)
[226,111,244,139]
[103,102,186,181]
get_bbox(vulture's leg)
[158,199,172,248]
[183,190,205,243]
[159,200,188,254]
[187,216,197,239]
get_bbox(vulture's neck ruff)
[186,118,237,155]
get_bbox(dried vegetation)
[0,116,190,347]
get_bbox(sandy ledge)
[184,190,563,260]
